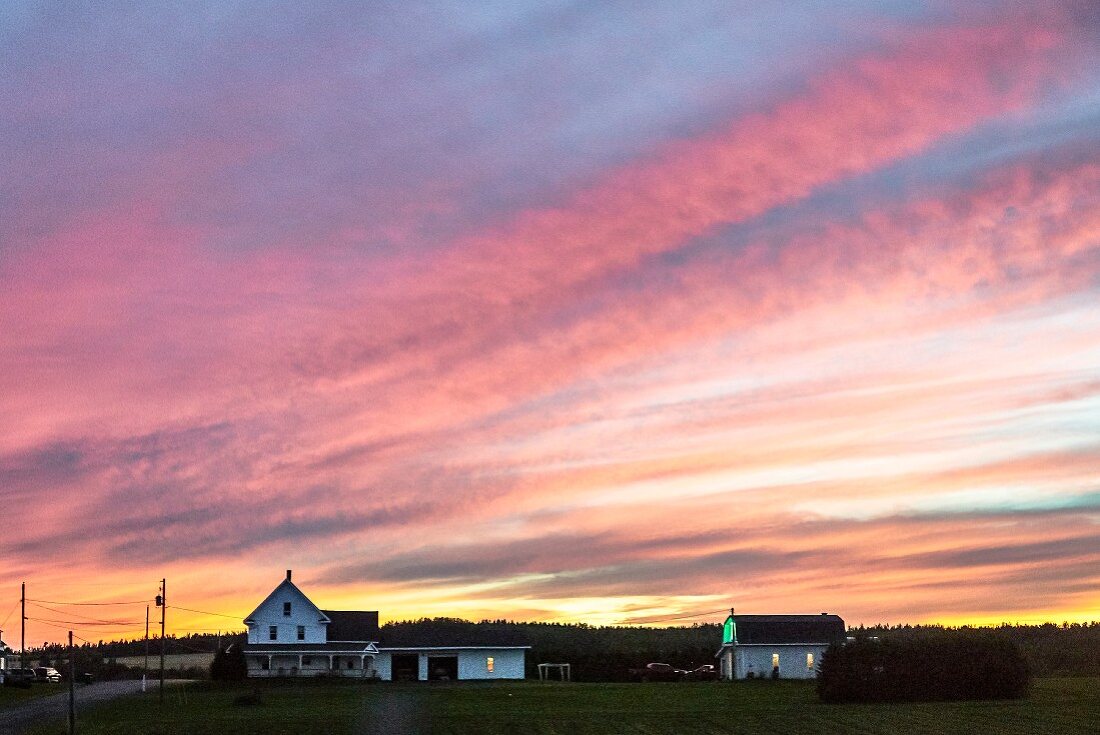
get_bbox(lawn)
[0,682,68,708]
[24,677,1100,735]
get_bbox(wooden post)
[68,630,75,735]
[20,582,25,672]
[143,606,149,692]
[159,579,166,704]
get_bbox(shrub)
[818,633,1029,703]
[210,644,248,682]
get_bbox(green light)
[723,616,736,644]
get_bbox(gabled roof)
[321,610,379,641]
[243,578,330,626]
[724,614,846,645]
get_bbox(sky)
[1,1,1099,645]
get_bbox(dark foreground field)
[22,677,1100,735]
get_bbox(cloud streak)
[1,1,1098,640]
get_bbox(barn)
[715,611,846,680]
[241,571,528,681]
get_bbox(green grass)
[0,682,67,707]
[24,677,1100,735]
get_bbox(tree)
[210,643,247,681]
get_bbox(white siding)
[734,644,828,680]
[457,649,525,680]
[245,581,328,645]
[373,652,392,680]
[376,649,526,681]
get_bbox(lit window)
[807,653,814,671]
[487,657,494,673]
[297,625,305,641]
[269,626,277,641]
[283,602,291,616]
[772,653,779,669]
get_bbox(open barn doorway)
[391,654,419,681]
[427,655,458,681]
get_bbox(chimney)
[286,569,292,582]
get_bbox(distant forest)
[19,619,1100,681]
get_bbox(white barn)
[241,571,528,681]
[715,612,845,680]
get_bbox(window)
[807,653,814,671]
[297,625,305,641]
[283,601,291,616]
[302,657,312,666]
[487,657,494,673]
[332,658,340,670]
[347,659,354,669]
[771,653,779,670]
[260,658,269,671]
[269,626,278,641]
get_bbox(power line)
[27,598,149,606]
[27,617,144,637]
[27,616,144,627]
[0,600,18,629]
[27,601,141,626]
[166,604,242,620]
[617,607,730,626]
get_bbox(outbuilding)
[715,611,845,680]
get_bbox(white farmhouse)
[715,611,845,680]
[242,571,528,681]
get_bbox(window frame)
[269,625,278,641]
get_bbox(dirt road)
[0,679,184,734]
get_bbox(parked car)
[3,668,37,688]
[628,662,689,682]
[33,666,62,683]
[684,664,719,681]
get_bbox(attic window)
[283,602,292,616]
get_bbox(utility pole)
[68,631,75,735]
[20,582,25,671]
[143,605,149,692]
[157,579,166,703]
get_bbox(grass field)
[0,682,66,708]
[22,677,1100,735]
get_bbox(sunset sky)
[2,1,1099,645]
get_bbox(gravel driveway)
[0,680,185,734]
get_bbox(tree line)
[18,619,1100,681]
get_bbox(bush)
[818,633,1029,703]
[210,644,247,682]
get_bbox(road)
[0,679,186,734]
